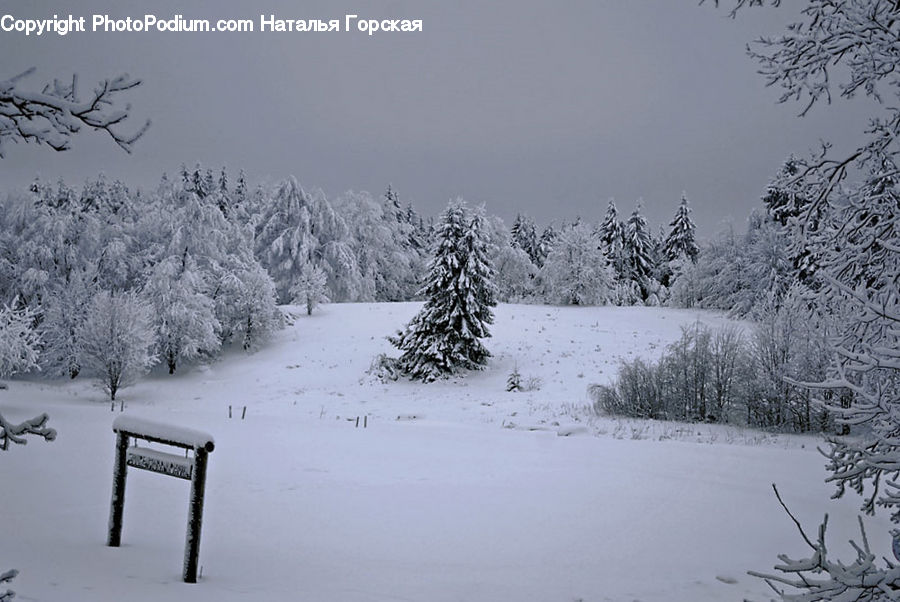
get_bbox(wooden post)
[107,431,129,547]
[183,447,209,583]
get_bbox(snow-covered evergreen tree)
[389,200,497,381]
[290,261,330,315]
[597,199,624,252]
[535,225,557,268]
[510,213,539,265]
[78,290,155,400]
[762,156,808,227]
[663,193,699,263]
[622,202,655,300]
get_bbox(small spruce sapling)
[507,366,522,392]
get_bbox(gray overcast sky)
[0,0,878,236]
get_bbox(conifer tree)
[597,199,628,280]
[762,156,808,227]
[510,213,539,264]
[389,200,497,381]
[663,193,700,263]
[624,203,654,281]
[596,199,624,252]
[536,225,557,268]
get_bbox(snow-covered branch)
[0,412,56,451]
[0,68,149,156]
[751,505,900,601]
[1,569,18,602]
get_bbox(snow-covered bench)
[107,416,215,583]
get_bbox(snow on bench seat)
[113,415,215,452]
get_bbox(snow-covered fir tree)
[510,213,539,265]
[597,199,624,252]
[762,156,808,227]
[535,224,557,268]
[389,200,497,381]
[663,193,699,263]
[622,202,655,300]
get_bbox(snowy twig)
[0,412,56,451]
[0,569,18,602]
[0,68,149,156]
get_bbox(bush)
[590,314,836,433]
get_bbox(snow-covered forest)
[0,163,712,388]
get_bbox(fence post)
[107,431,129,547]
[183,447,209,583]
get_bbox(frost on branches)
[389,200,497,382]
[712,0,900,598]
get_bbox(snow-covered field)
[1,303,890,601]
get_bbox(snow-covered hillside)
[1,303,888,601]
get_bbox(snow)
[1,302,891,601]
[113,415,215,451]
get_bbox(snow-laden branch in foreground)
[0,67,150,156]
[1,569,18,602]
[750,485,900,601]
[0,412,56,451]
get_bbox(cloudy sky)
[0,0,877,236]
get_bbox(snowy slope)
[1,303,889,601]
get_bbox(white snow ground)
[1,303,891,601]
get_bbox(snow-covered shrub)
[591,319,831,431]
[368,353,401,382]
